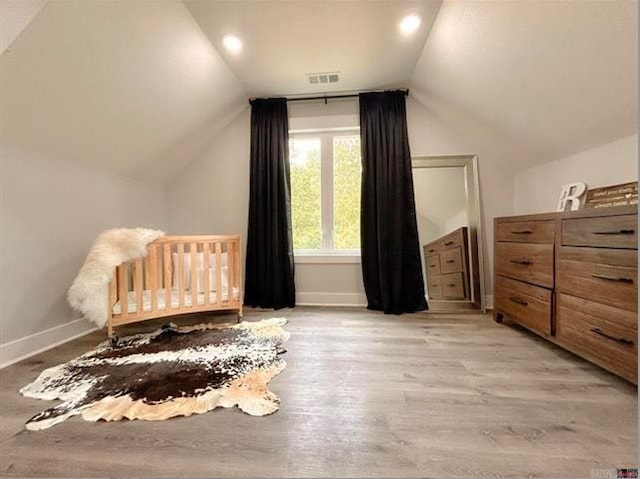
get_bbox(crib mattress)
[113,288,240,315]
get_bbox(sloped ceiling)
[1,0,636,184]
[0,0,247,182]
[0,0,47,54]
[185,0,441,96]
[410,0,638,169]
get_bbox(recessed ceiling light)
[399,14,421,35]
[222,34,243,54]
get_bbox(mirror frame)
[411,154,487,313]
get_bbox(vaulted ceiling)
[0,0,637,183]
[410,0,638,168]
[184,0,441,96]
[0,1,246,182]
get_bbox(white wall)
[413,166,468,244]
[0,146,166,363]
[167,107,250,238]
[167,97,500,305]
[513,134,638,214]
[407,97,518,299]
[446,209,468,233]
[167,100,368,306]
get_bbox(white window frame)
[289,127,361,263]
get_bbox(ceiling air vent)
[307,72,340,85]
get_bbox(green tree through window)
[333,136,361,250]
[290,139,322,250]
[289,133,361,253]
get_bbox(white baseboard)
[0,318,97,370]
[485,294,494,310]
[296,292,367,307]
[296,292,494,309]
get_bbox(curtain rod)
[248,89,409,105]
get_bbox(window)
[289,130,361,257]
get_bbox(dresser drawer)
[495,242,554,288]
[442,272,465,299]
[557,247,638,312]
[562,215,637,249]
[495,275,551,336]
[425,254,441,276]
[427,275,442,300]
[440,229,465,251]
[496,220,555,244]
[556,293,637,384]
[440,247,463,274]
[424,243,439,256]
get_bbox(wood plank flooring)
[0,307,637,478]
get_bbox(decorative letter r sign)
[556,182,587,211]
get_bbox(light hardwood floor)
[0,307,637,478]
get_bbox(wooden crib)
[106,235,243,337]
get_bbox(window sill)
[294,254,361,264]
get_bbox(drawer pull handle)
[593,229,635,235]
[510,259,532,265]
[590,273,634,284]
[444,241,454,246]
[446,260,455,264]
[509,296,528,306]
[511,230,533,235]
[447,284,456,287]
[590,328,635,346]
[429,264,436,268]
[428,249,435,253]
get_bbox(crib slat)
[108,275,117,317]
[143,252,150,289]
[148,245,158,312]
[144,253,151,291]
[237,237,243,314]
[157,245,163,296]
[134,259,143,314]
[228,241,235,303]
[203,242,211,305]
[216,242,223,306]
[118,264,128,319]
[164,243,172,310]
[178,243,185,308]
[190,242,198,307]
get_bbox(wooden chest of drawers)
[424,227,470,300]
[494,205,638,384]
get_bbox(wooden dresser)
[424,227,470,300]
[494,205,638,384]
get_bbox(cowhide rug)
[20,318,290,430]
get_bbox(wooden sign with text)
[584,181,638,209]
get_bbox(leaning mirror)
[412,155,486,312]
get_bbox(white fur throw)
[68,228,165,328]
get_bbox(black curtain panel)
[359,90,428,314]
[244,98,296,309]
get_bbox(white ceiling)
[0,0,46,54]
[0,0,246,182]
[410,0,638,168]
[0,0,636,184]
[185,0,442,97]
